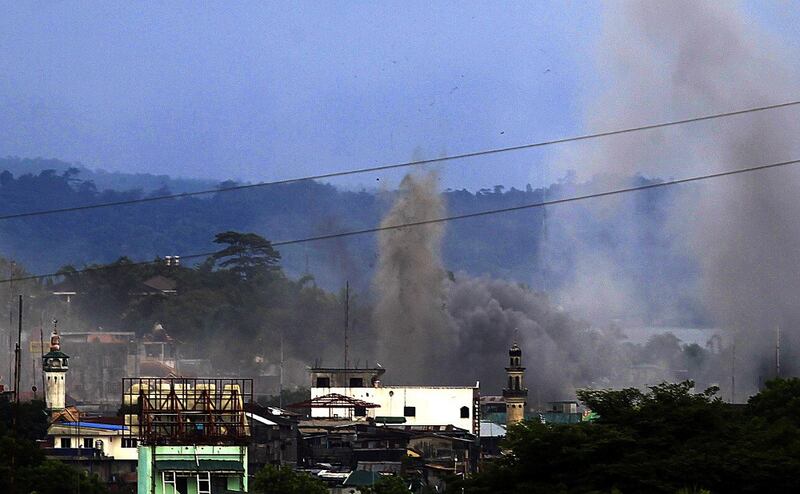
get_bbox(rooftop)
[58,421,128,431]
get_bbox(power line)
[3,156,799,285]
[1,99,799,221]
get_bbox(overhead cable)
[1,99,798,221]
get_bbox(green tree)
[252,465,327,494]
[463,380,800,494]
[0,399,48,440]
[212,231,281,279]
[0,436,107,494]
[361,475,410,494]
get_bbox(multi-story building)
[308,366,480,435]
[123,377,253,494]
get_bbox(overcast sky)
[1,1,797,190]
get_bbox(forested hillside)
[0,157,703,326]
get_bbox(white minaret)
[503,343,527,426]
[42,326,69,412]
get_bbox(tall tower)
[42,327,69,412]
[503,343,527,426]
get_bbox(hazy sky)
[1,2,797,190]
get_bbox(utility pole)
[40,325,45,396]
[776,324,781,378]
[15,295,22,406]
[730,337,736,404]
[344,281,349,370]
[7,261,14,388]
[279,329,284,409]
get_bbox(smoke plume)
[373,173,453,383]
[373,173,633,397]
[556,1,800,397]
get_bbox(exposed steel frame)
[287,392,380,409]
[122,377,253,445]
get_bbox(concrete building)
[123,377,252,494]
[503,343,527,426]
[309,367,480,435]
[245,404,300,471]
[137,445,248,494]
[59,324,210,412]
[48,419,138,460]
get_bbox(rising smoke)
[373,173,453,384]
[554,1,800,398]
[372,2,800,401]
[372,173,634,398]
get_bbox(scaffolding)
[122,377,253,445]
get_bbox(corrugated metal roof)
[61,421,127,431]
[343,470,382,486]
[479,421,506,438]
[245,412,277,426]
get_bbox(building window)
[460,406,469,418]
[197,472,211,494]
[162,471,176,494]
[83,437,94,449]
[316,377,330,387]
[60,437,71,448]
[508,376,512,389]
[122,437,138,448]
[404,406,416,417]
[349,377,364,387]
[514,376,520,390]
[354,406,367,417]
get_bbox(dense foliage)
[0,159,699,324]
[0,400,107,494]
[46,232,371,377]
[461,379,800,494]
[252,464,328,494]
[361,475,413,493]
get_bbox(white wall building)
[48,421,138,460]
[309,367,480,435]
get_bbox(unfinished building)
[122,377,253,494]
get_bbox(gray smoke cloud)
[372,2,800,400]
[373,172,453,383]
[553,1,800,398]
[372,173,634,397]
[444,275,632,400]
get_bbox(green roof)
[343,470,382,486]
[155,460,244,472]
[43,350,69,359]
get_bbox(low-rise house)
[45,414,138,487]
[246,404,300,471]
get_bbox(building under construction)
[122,377,252,494]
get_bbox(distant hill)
[0,156,218,194]
[0,157,705,326]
